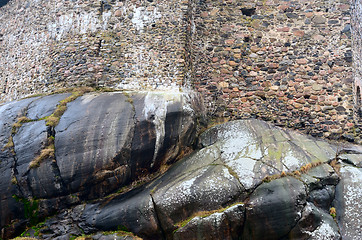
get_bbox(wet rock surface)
[0,90,200,239]
[2,118,359,240]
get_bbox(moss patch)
[174,202,244,229]
[262,161,323,183]
[45,87,93,127]
[12,196,39,226]
[2,116,32,152]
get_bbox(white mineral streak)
[131,6,161,32]
[308,221,338,240]
[339,165,362,239]
[159,165,237,210]
[160,168,208,208]
[143,91,187,167]
[48,12,100,40]
[216,122,260,189]
[226,157,256,189]
[283,147,304,170]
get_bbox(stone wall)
[0,0,361,143]
[0,0,190,102]
[191,0,360,142]
[351,0,362,120]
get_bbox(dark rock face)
[243,177,306,240]
[1,100,361,239]
[54,92,135,199]
[173,203,245,240]
[0,97,41,236]
[0,91,201,239]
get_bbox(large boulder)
[0,90,202,238]
[2,110,361,239]
[242,177,306,240]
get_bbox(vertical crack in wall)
[96,39,102,57]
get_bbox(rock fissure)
[219,163,246,190]
[150,193,167,240]
[50,148,67,196]
[11,152,25,198]
[281,201,307,240]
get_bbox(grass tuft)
[29,137,55,169]
[45,87,93,127]
[329,207,336,218]
[263,161,324,182]
[174,202,243,229]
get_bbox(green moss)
[102,227,141,239]
[13,196,39,226]
[267,145,283,161]
[330,207,337,219]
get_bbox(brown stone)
[114,10,122,17]
[269,63,279,69]
[296,59,308,65]
[225,39,235,45]
[277,27,290,32]
[201,11,208,18]
[221,68,231,74]
[305,12,314,18]
[293,30,305,37]
[228,61,238,66]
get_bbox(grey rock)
[312,16,326,24]
[2,112,361,239]
[288,202,340,240]
[13,120,65,199]
[27,93,71,119]
[83,188,162,239]
[55,92,135,199]
[242,177,306,240]
[0,91,200,237]
[152,164,244,237]
[334,164,362,240]
[307,186,335,211]
[0,97,38,234]
[173,203,245,240]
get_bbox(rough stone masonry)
[0,0,361,143]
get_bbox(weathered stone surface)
[27,93,72,120]
[13,120,64,199]
[83,189,162,239]
[334,164,362,240]
[288,202,340,240]
[152,164,244,237]
[2,112,361,239]
[54,92,134,199]
[0,98,38,234]
[0,91,200,238]
[243,177,306,240]
[200,120,337,190]
[173,203,245,240]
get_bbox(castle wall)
[0,0,189,102]
[351,0,362,119]
[191,0,357,140]
[0,0,361,142]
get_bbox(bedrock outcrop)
[1,97,361,240]
[0,90,202,239]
